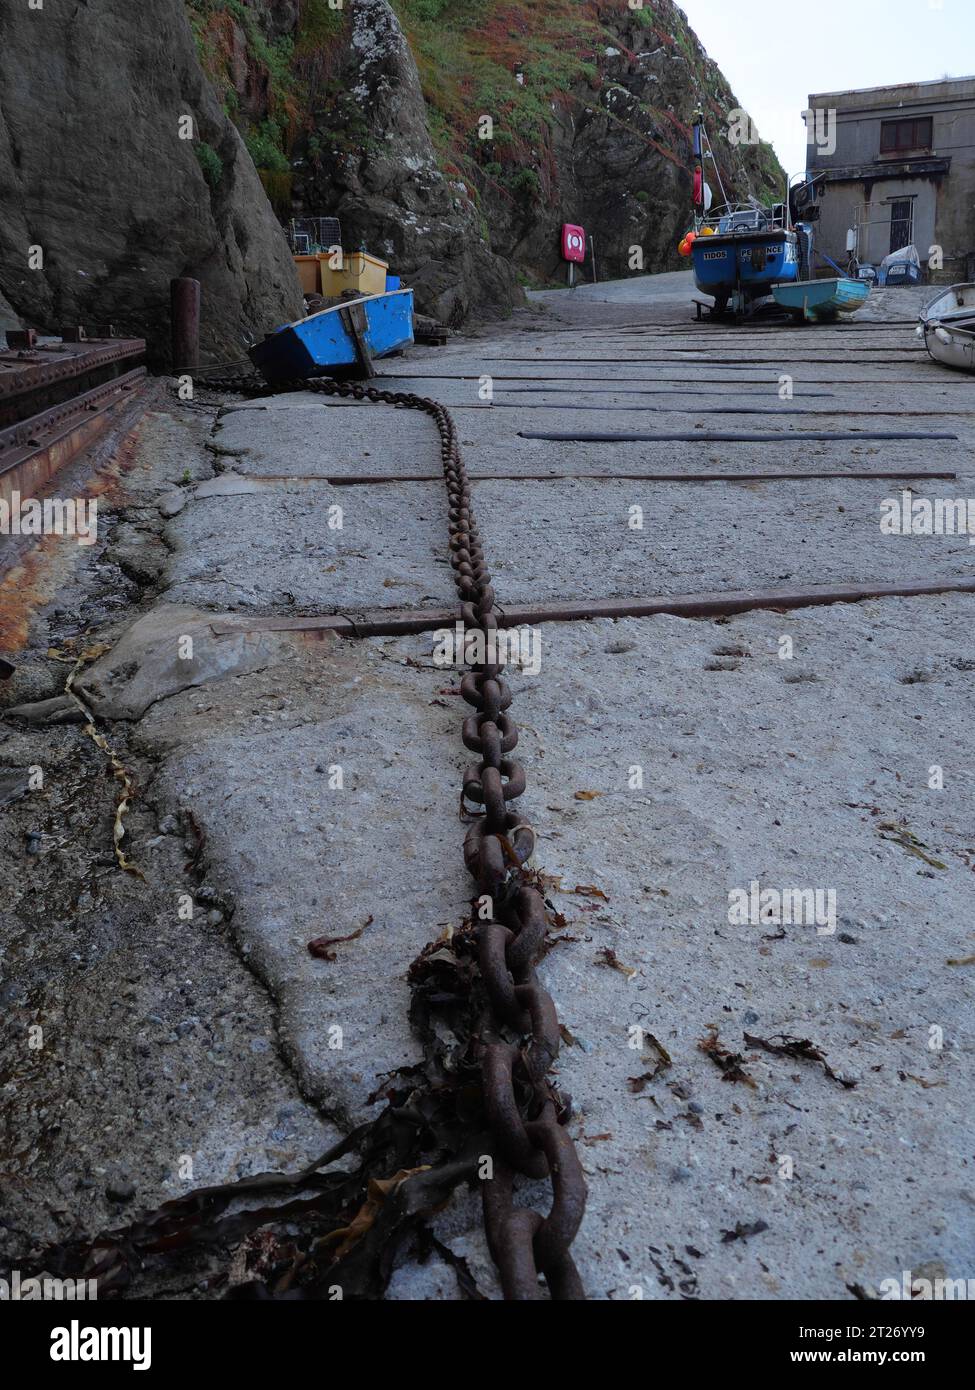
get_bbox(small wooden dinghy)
[771,277,870,322]
[917,284,975,372]
[249,288,415,383]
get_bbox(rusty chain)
[196,369,587,1299]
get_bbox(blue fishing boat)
[772,277,870,322]
[249,288,414,383]
[691,213,802,314]
[685,112,818,318]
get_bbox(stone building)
[805,76,975,280]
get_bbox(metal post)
[171,277,201,372]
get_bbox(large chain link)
[200,370,588,1299]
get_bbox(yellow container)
[293,255,322,295]
[319,250,389,297]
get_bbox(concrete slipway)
[2,273,973,1300]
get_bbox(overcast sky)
[679,0,975,183]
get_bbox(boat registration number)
[701,250,725,261]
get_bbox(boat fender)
[934,327,952,345]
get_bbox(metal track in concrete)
[0,367,148,507]
[209,577,975,640]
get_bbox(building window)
[880,117,933,154]
[889,199,915,253]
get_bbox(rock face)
[0,0,787,355]
[189,0,785,312]
[0,0,303,366]
[460,0,789,286]
[0,287,20,336]
[299,0,521,325]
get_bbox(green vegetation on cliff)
[186,0,783,205]
[390,0,785,204]
[185,0,349,174]
[183,0,785,285]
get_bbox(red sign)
[561,224,586,263]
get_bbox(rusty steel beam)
[0,338,146,426]
[520,429,959,444]
[378,372,968,386]
[0,368,147,507]
[209,576,975,641]
[248,467,958,486]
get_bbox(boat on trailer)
[684,111,868,324]
[249,288,414,383]
[686,111,812,318]
[691,206,803,317]
[917,283,975,372]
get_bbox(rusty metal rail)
[208,575,975,641]
[0,367,148,507]
[0,337,145,427]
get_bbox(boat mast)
[692,107,729,220]
[692,107,705,227]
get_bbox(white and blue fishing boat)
[687,111,818,319]
[250,288,414,383]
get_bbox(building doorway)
[889,199,915,254]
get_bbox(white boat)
[917,283,975,371]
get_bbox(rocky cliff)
[388,0,786,286]
[188,0,785,309]
[466,0,787,283]
[0,0,303,366]
[0,0,786,360]
[296,0,521,324]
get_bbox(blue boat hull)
[250,289,415,383]
[772,277,870,321]
[692,231,800,303]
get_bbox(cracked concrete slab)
[74,603,295,720]
[163,482,453,613]
[160,473,975,614]
[124,592,975,1299]
[210,394,970,482]
[5,271,973,1303]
